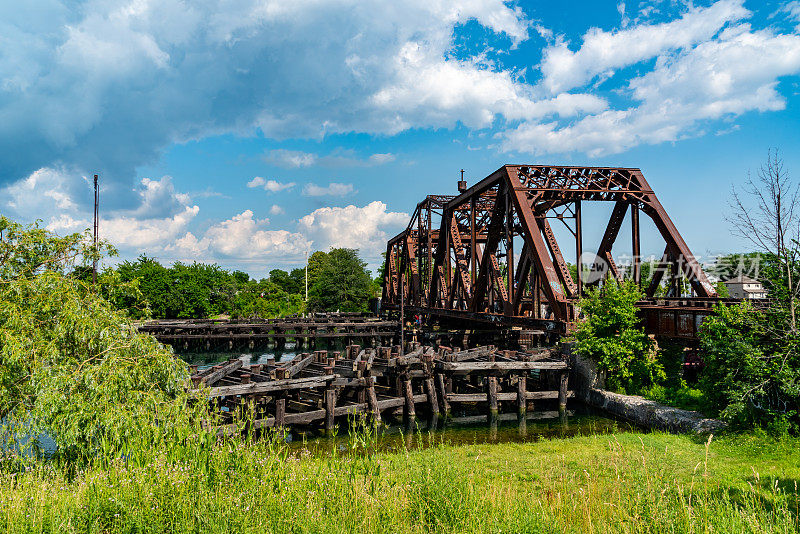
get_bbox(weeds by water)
[0,417,798,533]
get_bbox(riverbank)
[2,431,797,533]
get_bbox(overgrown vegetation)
[572,279,662,393]
[1,430,798,533]
[0,216,189,464]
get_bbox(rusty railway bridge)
[382,165,731,341]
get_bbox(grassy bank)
[1,430,798,533]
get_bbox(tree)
[307,248,373,312]
[729,150,799,331]
[572,279,661,393]
[0,217,187,463]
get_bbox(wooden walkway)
[189,343,572,436]
[140,315,398,352]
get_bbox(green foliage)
[698,301,800,433]
[230,279,305,319]
[116,256,240,319]
[573,279,662,393]
[0,217,189,463]
[307,248,374,312]
[269,268,305,295]
[1,432,798,533]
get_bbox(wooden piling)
[435,373,451,417]
[517,375,527,416]
[325,389,336,433]
[424,377,439,417]
[487,376,499,416]
[558,370,569,413]
[366,377,381,423]
[275,397,286,427]
[403,377,416,420]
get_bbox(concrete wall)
[563,343,726,435]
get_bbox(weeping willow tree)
[0,216,189,464]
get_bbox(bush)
[698,301,800,433]
[572,279,662,393]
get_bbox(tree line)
[76,249,380,320]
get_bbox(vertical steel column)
[427,204,433,294]
[506,196,514,313]
[575,200,583,297]
[470,196,477,286]
[631,204,641,285]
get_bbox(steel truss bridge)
[381,165,728,340]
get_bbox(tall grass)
[0,418,798,533]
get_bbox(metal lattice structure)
[381,165,717,333]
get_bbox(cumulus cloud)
[269,204,285,215]
[503,3,800,156]
[246,177,296,192]
[538,0,749,93]
[298,201,409,256]
[506,27,800,155]
[302,182,355,197]
[0,0,533,192]
[170,210,310,261]
[1,167,200,249]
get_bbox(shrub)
[698,301,800,433]
[572,279,662,393]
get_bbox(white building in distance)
[724,274,767,299]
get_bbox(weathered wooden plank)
[193,359,242,387]
[436,361,567,372]
[205,375,336,398]
[447,391,574,402]
[286,354,313,377]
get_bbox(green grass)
[1,429,798,533]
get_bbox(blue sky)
[2,0,800,278]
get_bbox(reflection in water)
[283,406,635,457]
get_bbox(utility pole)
[92,174,99,284]
[400,272,404,350]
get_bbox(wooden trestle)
[189,344,572,436]
[140,315,397,352]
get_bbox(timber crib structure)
[189,344,572,436]
[382,165,722,340]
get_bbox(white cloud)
[298,201,409,256]
[263,149,318,168]
[246,176,296,192]
[782,1,800,31]
[264,148,397,168]
[1,167,200,249]
[302,182,355,197]
[169,210,310,261]
[539,0,749,93]
[503,9,800,156]
[368,153,396,165]
[269,204,285,215]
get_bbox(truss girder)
[381,164,717,328]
